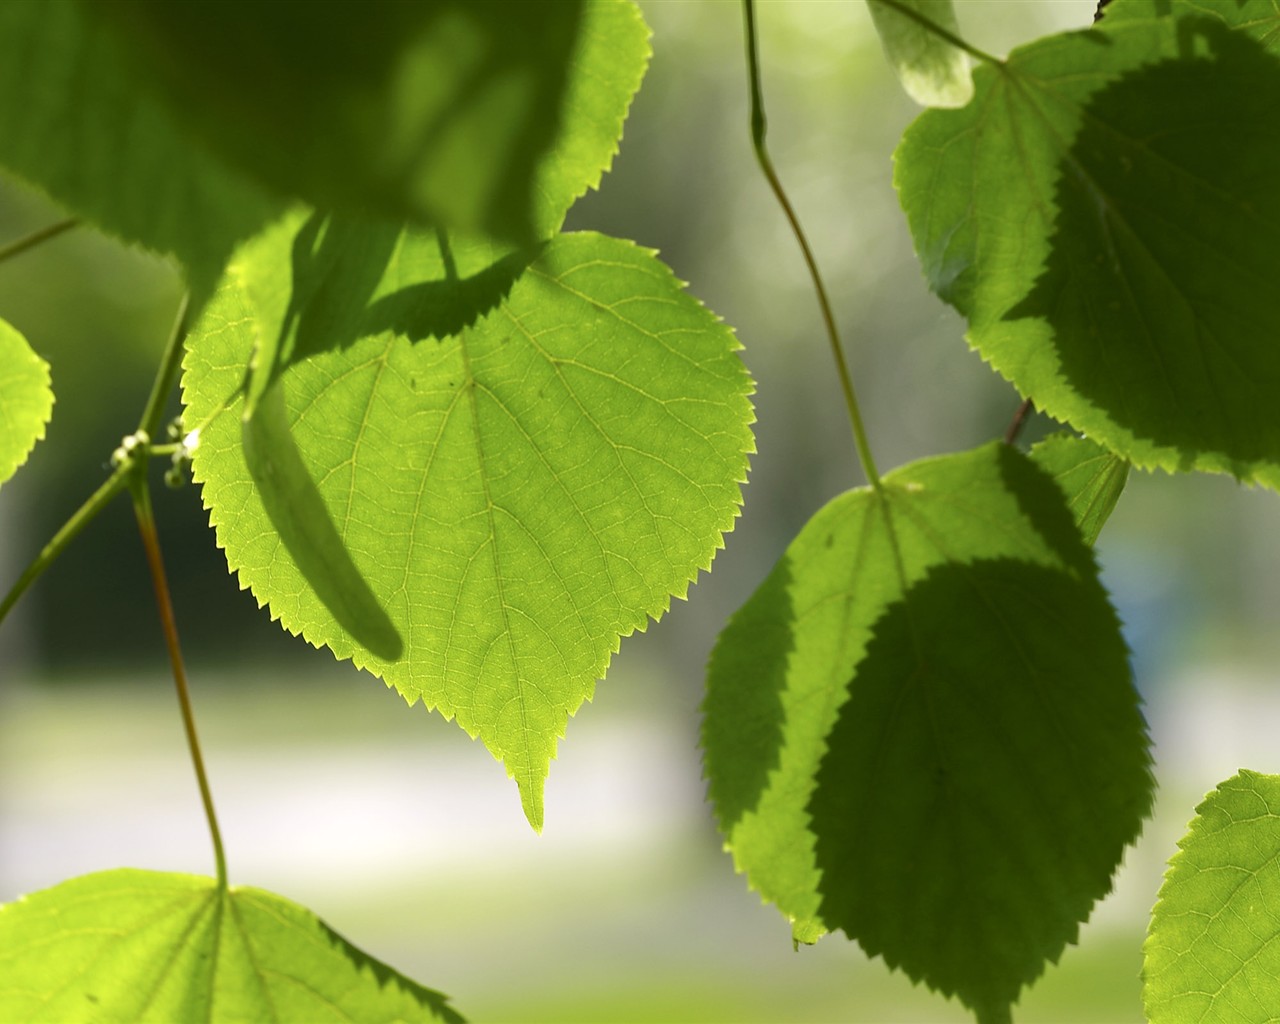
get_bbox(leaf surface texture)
[867,0,973,108]
[1028,433,1128,547]
[702,442,1152,1021]
[183,213,755,828]
[1144,770,1280,1023]
[0,869,462,1023]
[896,0,1280,486]
[0,319,53,489]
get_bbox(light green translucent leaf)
[0,319,53,490]
[1144,770,1280,1023]
[896,0,1280,488]
[1029,433,1129,547]
[0,869,462,1023]
[867,0,973,107]
[90,0,650,246]
[183,212,755,830]
[0,3,281,299]
[703,441,1152,1022]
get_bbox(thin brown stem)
[869,0,1002,66]
[1004,397,1035,446]
[130,473,227,888]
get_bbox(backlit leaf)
[0,869,463,1023]
[1029,433,1128,547]
[183,211,754,829]
[1144,770,1280,1024]
[0,319,53,490]
[90,0,650,245]
[896,0,1280,487]
[867,0,973,108]
[702,441,1152,1022]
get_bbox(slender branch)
[130,473,227,888]
[0,292,191,630]
[0,466,131,627]
[1003,397,1035,445]
[138,293,191,443]
[742,0,882,490]
[0,218,79,265]
[869,0,1002,66]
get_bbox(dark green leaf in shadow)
[0,2,281,299]
[896,0,1280,487]
[810,558,1150,1022]
[1028,433,1129,547]
[0,319,53,490]
[0,869,464,1022]
[702,442,1152,1017]
[185,211,754,830]
[1144,770,1280,1024]
[89,0,650,245]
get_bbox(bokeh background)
[5,2,1280,1020]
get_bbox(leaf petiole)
[868,0,1002,67]
[742,0,882,489]
[129,469,228,889]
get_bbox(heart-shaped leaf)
[183,212,755,829]
[703,441,1152,1022]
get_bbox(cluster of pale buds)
[164,420,200,489]
[108,429,150,470]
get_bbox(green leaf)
[90,0,650,246]
[1029,433,1129,547]
[182,212,755,830]
[1144,770,1280,1024]
[0,319,53,490]
[702,441,1152,1022]
[0,2,281,300]
[895,0,1280,488]
[866,0,973,108]
[0,869,463,1023]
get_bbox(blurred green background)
[5,2,1280,1020]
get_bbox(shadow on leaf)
[808,557,1151,1022]
[242,383,403,661]
[1005,17,1280,478]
